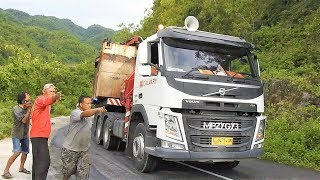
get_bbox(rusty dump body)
[93,40,137,99]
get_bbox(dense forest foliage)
[0,10,98,63]
[0,0,319,171]
[0,9,115,49]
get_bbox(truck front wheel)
[132,123,158,172]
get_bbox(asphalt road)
[49,117,320,180]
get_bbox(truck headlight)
[164,114,182,141]
[255,119,265,142]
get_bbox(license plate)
[211,137,233,146]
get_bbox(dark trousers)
[31,138,50,180]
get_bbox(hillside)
[0,8,115,49]
[0,0,319,171]
[82,24,115,49]
[0,16,96,63]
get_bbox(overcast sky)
[0,0,154,30]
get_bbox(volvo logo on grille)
[203,122,240,130]
[219,88,226,96]
[202,87,239,97]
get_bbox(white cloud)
[0,0,153,29]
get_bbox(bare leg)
[19,153,27,171]
[3,152,21,173]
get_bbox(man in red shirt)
[30,83,61,180]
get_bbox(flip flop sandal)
[1,172,13,179]
[19,168,31,174]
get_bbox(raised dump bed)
[93,40,137,99]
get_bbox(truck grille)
[182,114,256,152]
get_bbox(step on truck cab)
[92,16,266,172]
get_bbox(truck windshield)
[163,38,257,79]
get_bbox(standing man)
[2,92,32,179]
[61,95,106,180]
[30,83,61,180]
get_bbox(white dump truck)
[92,16,266,172]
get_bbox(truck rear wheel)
[103,120,117,150]
[132,123,158,172]
[95,116,103,145]
[213,161,240,169]
[116,138,126,151]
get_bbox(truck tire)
[132,123,158,172]
[213,161,240,170]
[116,138,126,151]
[95,116,103,145]
[103,120,117,150]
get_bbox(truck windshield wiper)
[182,68,199,78]
[182,68,209,80]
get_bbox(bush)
[0,101,15,139]
[51,103,72,117]
[262,103,320,171]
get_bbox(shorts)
[61,148,90,180]
[12,137,29,154]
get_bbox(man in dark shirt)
[2,92,32,179]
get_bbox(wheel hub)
[104,128,109,143]
[96,121,101,138]
[133,134,144,160]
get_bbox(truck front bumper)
[144,147,263,161]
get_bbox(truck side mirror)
[138,65,152,76]
[252,54,260,77]
[137,42,150,64]
[256,59,261,77]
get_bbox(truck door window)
[150,43,159,65]
[150,42,159,76]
